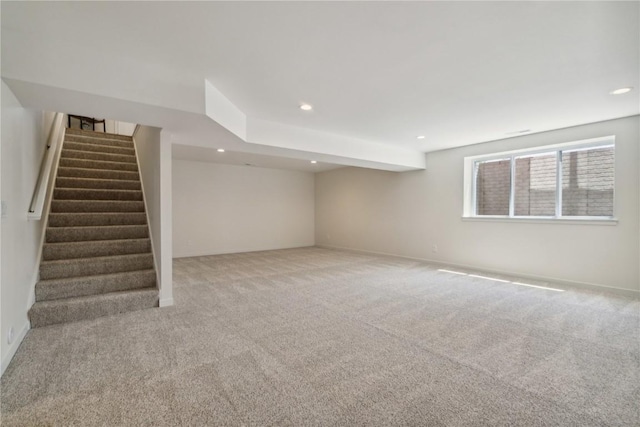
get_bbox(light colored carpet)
[1,247,638,425]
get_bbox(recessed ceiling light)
[217,148,225,153]
[610,87,633,95]
[300,103,313,111]
[310,160,317,164]
[416,135,425,140]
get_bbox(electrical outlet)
[432,244,439,253]
[1,200,7,218]
[7,327,14,345]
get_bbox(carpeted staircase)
[28,127,159,327]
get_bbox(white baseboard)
[1,321,30,377]
[173,244,316,259]
[316,244,640,297]
[159,297,174,307]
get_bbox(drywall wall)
[1,82,51,374]
[173,161,315,257]
[105,120,136,136]
[316,116,640,292]
[133,126,173,306]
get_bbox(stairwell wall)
[1,82,54,375]
[133,125,173,306]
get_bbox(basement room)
[1,1,639,426]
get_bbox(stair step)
[51,200,145,213]
[64,134,134,148]
[54,188,143,201]
[46,225,149,243]
[66,127,134,142]
[36,269,157,302]
[61,148,137,164]
[57,167,139,181]
[48,213,147,228]
[29,288,158,327]
[43,238,151,260]
[55,177,141,191]
[63,141,135,156]
[59,157,139,172]
[40,253,154,280]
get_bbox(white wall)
[1,82,51,374]
[173,161,315,257]
[105,120,136,136]
[316,116,640,293]
[133,126,173,306]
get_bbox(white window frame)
[463,136,617,223]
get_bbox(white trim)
[1,321,30,377]
[158,132,174,306]
[159,298,174,308]
[172,244,315,259]
[130,127,161,293]
[461,216,618,225]
[315,244,638,297]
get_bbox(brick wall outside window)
[475,160,510,215]
[562,147,614,216]
[474,145,613,217]
[514,154,556,216]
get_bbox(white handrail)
[28,112,64,220]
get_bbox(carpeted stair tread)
[49,212,147,227]
[35,269,157,302]
[55,177,141,190]
[40,253,154,280]
[46,224,149,243]
[63,141,135,156]
[29,288,158,327]
[43,238,151,260]
[64,134,134,148]
[61,148,137,164]
[59,157,139,172]
[57,166,139,181]
[66,127,134,142]
[54,187,143,201]
[51,200,145,213]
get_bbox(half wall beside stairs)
[29,127,159,327]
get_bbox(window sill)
[461,216,618,226]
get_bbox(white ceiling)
[2,1,638,170]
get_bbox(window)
[561,146,614,217]
[466,137,615,220]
